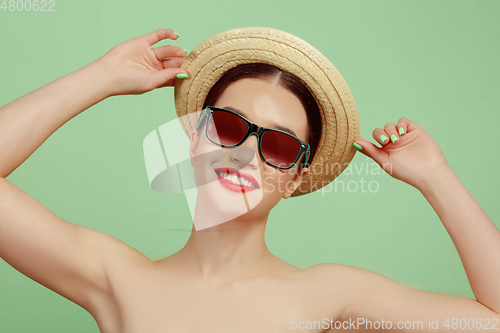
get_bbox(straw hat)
[174,27,360,197]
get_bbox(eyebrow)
[223,106,298,137]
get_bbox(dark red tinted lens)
[208,110,248,146]
[261,131,301,168]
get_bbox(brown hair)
[202,63,321,172]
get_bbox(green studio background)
[1,0,499,331]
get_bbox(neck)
[174,213,274,282]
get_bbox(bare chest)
[97,269,346,333]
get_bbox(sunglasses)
[196,106,310,170]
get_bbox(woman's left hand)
[353,118,450,190]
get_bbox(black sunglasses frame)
[196,106,310,170]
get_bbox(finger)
[146,68,190,89]
[396,119,406,136]
[162,56,186,69]
[372,127,390,146]
[153,45,187,60]
[396,117,419,136]
[384,122,400,144]
[143,29,178,45]
[352,137,388,166]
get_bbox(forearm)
[0,60,112,178]
[418,164,500,313]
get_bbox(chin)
[195,176,265,223]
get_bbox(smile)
[214,167,260,193]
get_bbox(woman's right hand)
[95,28,189,97]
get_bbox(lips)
[214,167,260,193]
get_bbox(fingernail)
[390,134,398,143]
[352,143,363,150]
[399,127,404,135]
[174,32,180,38]
[183,49,188,55]
[176,73,189,79]
[379,135,388,143]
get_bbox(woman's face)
[189,78,309,223]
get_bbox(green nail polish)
[390,134,398,143]
[379,135,388,143]
[352,143,363,150]
[398,127,404,135]
[176,73,189,79]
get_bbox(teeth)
[217,171,255,187]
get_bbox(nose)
[227,133,259,169]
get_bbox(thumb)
[147,69,189,89]
[353,137,387,164]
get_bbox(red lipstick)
[214,167,260,193]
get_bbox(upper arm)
[0,177,149,314]
[338,265,500,332]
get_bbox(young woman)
[0,28,498,332]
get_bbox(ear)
[189,130,200,168]
[283,166,308,199]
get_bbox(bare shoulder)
[299,262,405,296]
[305,265,499,327]
[303,262,398,282]
[299,263,413,318]
[301,262,372,281]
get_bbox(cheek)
[196,135,221,157]
[261,167,296,195]
[192,137,225,171]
